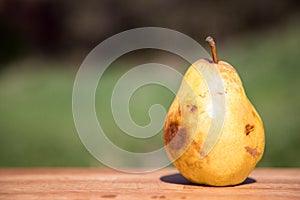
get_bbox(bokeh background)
[0,0,300,168]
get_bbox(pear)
[163,36,265,186]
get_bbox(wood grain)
[0,168,299,200]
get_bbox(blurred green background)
[0,0,299,167]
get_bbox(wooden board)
[0,168,299,199]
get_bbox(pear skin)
[163,37,265,186]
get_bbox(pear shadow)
[160,173,256,187]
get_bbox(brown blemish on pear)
[163,104,187,149]
[187,104,197,112]
[245,124,255,136]
[167,127,187,150]
[177,104,182,116]
[164,121,179,145]
[192,141,201,152]
[199,93,206,98]
[245,146,261,157]
[190,105,197,112]
[164,101,182,146]
[198,90,208,98]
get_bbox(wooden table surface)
[0,168,299,200]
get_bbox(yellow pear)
[163,36,265,186]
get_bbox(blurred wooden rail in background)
[0,168,299,199]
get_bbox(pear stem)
[205,36,218,64]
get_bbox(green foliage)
[0,19,299,167]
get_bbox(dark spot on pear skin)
[192,141,201,152]
[199,93,206,98]
[169,128,186,150]
[245,124,255,135]
[190,105,197,112]
[245,146,260,158]
[186,104,197,112]
[164,117,186,149]
[164,103,184,149]
[164,121,179,145]
[198,91,207,98]
[178,105,181,116]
